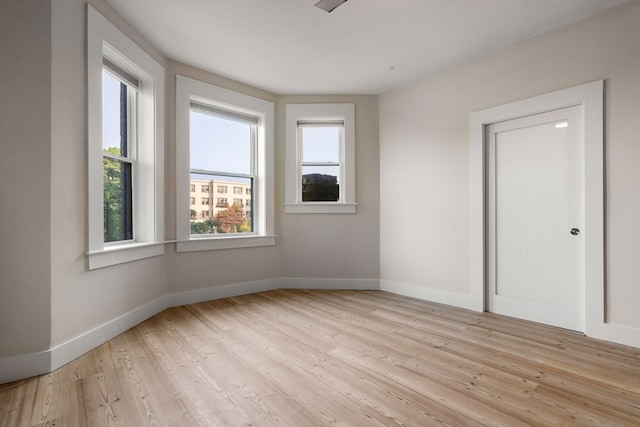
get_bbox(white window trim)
[285,103,356,214]
[470,81,632,346]
[175,75,275,252]
[87,5,164,269]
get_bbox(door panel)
[487,106,584,331]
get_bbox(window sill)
[284,203,357,214]
[87,242,164,270]
[176,235,276,253]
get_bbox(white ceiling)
[105,0,626,95]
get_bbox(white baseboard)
[166,278,281,307]
[0,350,51,385]
[0,295,168,384]
[381,280,640,348]
[588,321,640,349]
[49,295,168,373]
[380,279,477,311]
[281,277,380,291]
[166,277,379,307]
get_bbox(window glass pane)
[302,166,339,202]
[102,70,129,157]
[301,126,340,163]
[190,174,253,235]
[190,110,251,175]
[103,157,133,242]
[189,106,254,236]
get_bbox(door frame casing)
[469,80,604,337]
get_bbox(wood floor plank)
[1,289,639,426]
[0,378,39,427]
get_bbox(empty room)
[0,0,638,425]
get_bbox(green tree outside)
[103,147,131,242]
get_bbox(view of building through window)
[300,124,342,202]
[189,178,252,234]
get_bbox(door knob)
[570,228,580,236]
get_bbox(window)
[87,6,164,269]
[189,105,253,235]
[190,184,195,192]
[285,103,356,213]
[102,64,136,242]
[299,124,341,202]
[233,199,243,206]
[233,186,243,194]
[201,185,210,193]
[201,198,209,205]
[176,76,274,251]
[190,197,195,204]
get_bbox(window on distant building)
[217,185,227,193]
[190,184,195,192]
[87,6,164,269]
[285,103,356,213]
[201,185,209,193]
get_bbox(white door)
[487,106,585,331]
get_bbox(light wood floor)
[1,290,639,426]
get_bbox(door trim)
[470,80,605,337]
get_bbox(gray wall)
[0,0,52,357]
